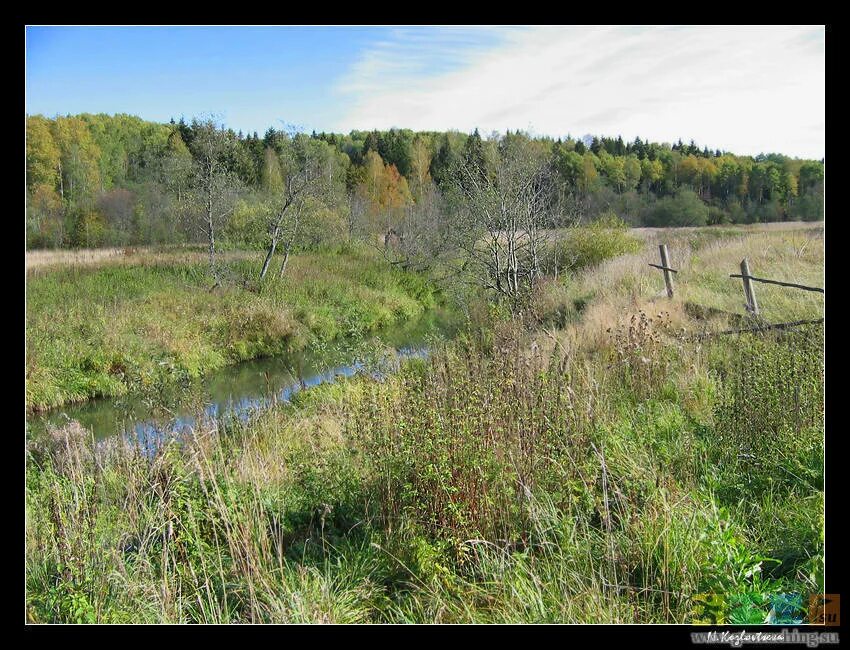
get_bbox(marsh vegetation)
[26,214,823,623]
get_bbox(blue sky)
[26,26,825,158]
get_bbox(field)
[536,222,823,349]
[26,243,438,412]
[25,223,824,623]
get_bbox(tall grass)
[26,311,824,623]
[26,244,438,412]
[25,225,824,623]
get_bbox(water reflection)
[27,310,454,445]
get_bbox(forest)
[26,113,826,252]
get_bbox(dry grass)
[26,247,133,271]
[677,229,824,322]
[230,387,353,487]
[538,223,824,359]
[631,219,824,241]
[25,246,256,274]
[25,222,825,623]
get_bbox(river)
[26,309,457,447]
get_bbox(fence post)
[740,258,760,316]
[659,244,674,298]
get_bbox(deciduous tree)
[184,119,243,285]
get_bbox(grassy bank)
[25,225,824,623]
[26,243,438,412]
[535,224,824,352]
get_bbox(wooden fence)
[648,244,824,333]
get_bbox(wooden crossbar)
[648,263,678,273]
[729,274,824,294]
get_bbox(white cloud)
[333,25,825,159]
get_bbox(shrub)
[352,328,599,548]
[544,213,642,275]
[221,197,271,250]
[707,206,731,225]
[643,189,708,227]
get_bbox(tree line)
[26,113,825,258]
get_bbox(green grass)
[25,314,824,623]
[26,243,438,411]
[638,224,825,323]
[678,230,824,323]
[24,226,824,623]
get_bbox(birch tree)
[258,136,324,281]
[450,134,559,306]
[185,119,242,286]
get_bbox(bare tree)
[378,181,456,273]
[259,174,307,281]
[258,137,325,281]
[183,119,242,286]
[450,136,560,305]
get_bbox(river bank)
[26,243,441,412]
[27,308,457,442]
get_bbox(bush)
[222,195,350,252]
[643,189,708,227]
[790,183,824,222]
[296,198,348,250]
[544,213,642,275]
[352,329,598,547]
[221,196,271,250]
[707,206,731,225]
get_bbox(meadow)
[26,242,438,412]
[25,223,824,623]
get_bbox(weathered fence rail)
[728,273,825,293]
[648,246,824,326]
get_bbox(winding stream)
[26,310,456,446]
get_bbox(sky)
[25,25,825,159]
